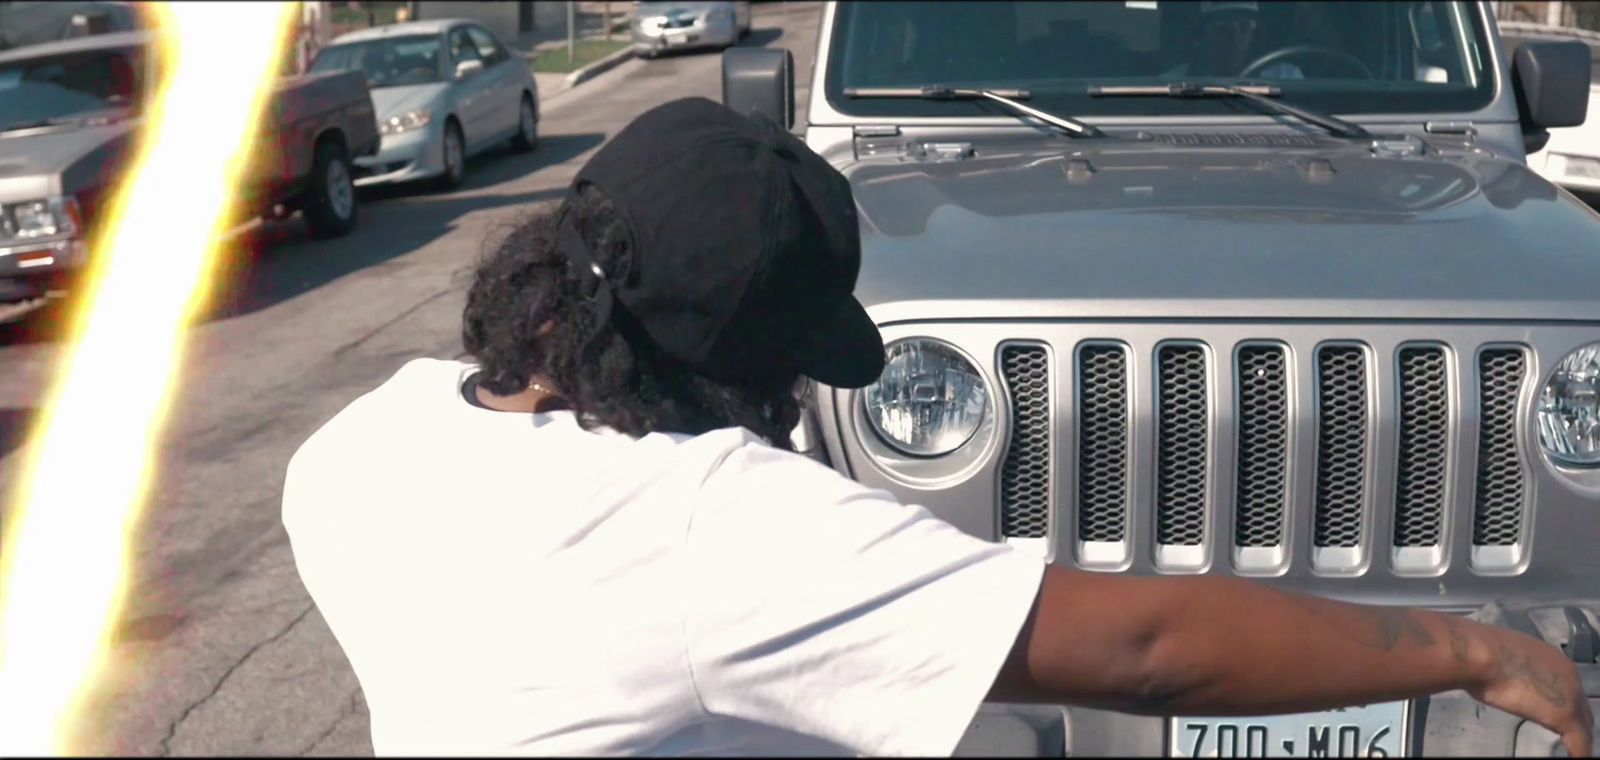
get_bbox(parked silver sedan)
[631,1,751,58]
[309,19,539,191]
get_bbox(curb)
[562,44,637,90]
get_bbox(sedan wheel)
[510,95,538,153]
[436,121,466,191]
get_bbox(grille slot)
[999,345,1051,539]
[1156,345,1208,546]
[1077,344,1131,544]
[1473,348,1528,547]
[1313,346,1370,549]
[1395,347,1450,548]
[1235,345,1290,548]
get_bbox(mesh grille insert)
[1077,344,1130,543]
[1314,346,1369,549]
[1395,347,1450,548]
[1473,349,1527,547]
[1157,345,1208,546]
[999,345,1051,539]
[1236,345,1289,547]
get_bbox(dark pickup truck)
[0,29,380,306]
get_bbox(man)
[1163,1,1304,79]
[282,97,1592,756]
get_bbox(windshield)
[825,1,1496,119]
[0,44,147,129]
[309,34,443,88]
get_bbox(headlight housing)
[380,108,432,136]
[3,196,81,242]
[1539,342,1600,466]
[863,338,989,457]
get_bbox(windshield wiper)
[843,86,1106,138]
[1087,83,1369,139]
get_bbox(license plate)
[664,31,697,45]
[1169,701,1408,757]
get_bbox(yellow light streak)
[0,3,298,754]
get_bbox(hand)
[1465,623,1593,757]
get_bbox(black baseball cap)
[554,96,885,389]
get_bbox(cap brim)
[795,295,885,389]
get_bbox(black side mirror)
[1511,39,1590,154]
[721,46,794,130]
[1511,40,1589,156]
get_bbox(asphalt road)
[0,3,822,755]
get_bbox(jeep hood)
[848,142,1600,324]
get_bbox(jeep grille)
[997,339,1531,575]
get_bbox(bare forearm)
[1006,568,1498,716]
[1124,576,1488,716]
[996,566,1590,752]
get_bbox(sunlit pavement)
[0,3,821,755]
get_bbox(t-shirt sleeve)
[680,441,1048,757]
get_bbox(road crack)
[157,602,315,757]
[296,687,363,756]
[332,285,466,358]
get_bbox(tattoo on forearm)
[1267,588,1578,714]
[1267,587,1436,651]
[1368,607,1437,650]
[1491,639,1571,709]
[1446,621,1470,663]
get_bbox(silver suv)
[724,1,1599,756]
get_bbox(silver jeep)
[724,1,1600,756]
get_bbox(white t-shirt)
[282,358,1047,756]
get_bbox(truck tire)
[510,93,538,153]
[303,139,358,239]
[435,119,467,191]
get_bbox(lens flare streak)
[0,3,297,753]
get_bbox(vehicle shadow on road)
[362,131,607,201]
[0,299,72,346]
[201,132,607,323]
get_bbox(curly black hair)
[461,184,804,450]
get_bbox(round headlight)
[1538,342,1600,466]
[863,339,989,457]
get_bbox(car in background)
[0,30,379,307]
[631,1,751,58]
[1500,20,1600,201]
[0,1,142,51]
[309,19,539,192]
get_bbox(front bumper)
[351,123,445,188]
[631,17,738,54]
[952,599,1600,757]
[0,237,86,301]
